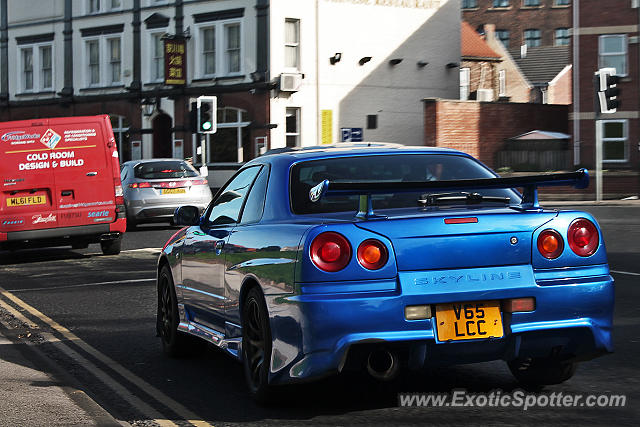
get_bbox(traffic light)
[189,101,198,133]
[197,96,217,134]
[596,68,620,114]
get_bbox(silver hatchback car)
[120,159,213,228]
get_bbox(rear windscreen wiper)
[418,192,511,207]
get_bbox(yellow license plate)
[6,195,47,207]
[436,300,503,341]
[161,188,186,195]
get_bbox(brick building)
[571,0,639,188]
[462,0,571,50]
[460,21,503,101]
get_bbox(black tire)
[100,236,122,255]
[508,357,577,386]
[242,287,273,402]
[157,265,193,357]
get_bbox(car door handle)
[86,171,98,176]
[215,240,225,254]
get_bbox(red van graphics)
[0,115,126,255]
[40,129,62,149]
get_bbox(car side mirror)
[174,205,201,226]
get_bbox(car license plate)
[435,300,503,341]
[6,195,47,207]
[161,188,186,195]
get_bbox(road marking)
[0,299,39,329]
[0,287,215,427]
[6,278,156,293]
[611,270,640,276]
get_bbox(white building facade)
[0,0,459,186]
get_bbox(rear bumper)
[126,200,209,222]
[266,264,614,384]
[0,221,124,248]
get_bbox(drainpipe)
[130,0,142,92]
[59,0,73,97]
[572,0,580,166]
[0,0,8,104]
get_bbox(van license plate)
[435,300,503,341]
[6,195,47,207]
[161,188,186,195]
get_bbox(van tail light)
[357,239,389,270]
[114,180,125,208]
[568,218,599,257]
[537,229,563,259]
[310,232,351,272]
[129,182,151,189]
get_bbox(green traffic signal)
[202,121,212,131]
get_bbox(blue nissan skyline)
[156,144,613,401]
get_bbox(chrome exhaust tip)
[366,349,400,381]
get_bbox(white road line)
[6,278,156,293]
[0,287,214,427]
[611,270,640,276]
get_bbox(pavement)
[0,197,637,427]
[0,311,123,426]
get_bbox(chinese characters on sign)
[164,39,186,85]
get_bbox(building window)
[285,19,300,70]
[19,43,54,92]
[493,0,510,7]
[111,115,130,162]
[499,69,506,96]
[84,36,122,87]
[87,0,121,14]
[602,120,628,162]
[555,28,570,46]
[195,19,242,79]
[523,0,540,6]
[20,48,33,91]
[460,68,470,101]
[462,0,477,8]
[108,38,121,84]
[496,30,510,47]
[205,107,251,163]
[599,35,627,76]
[524,29,541,47]
[202,27,216,76]
[286,108,300,148]
[225,23,241,74]
[554,0,570,5]
[151,33,164,81]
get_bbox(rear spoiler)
[309,169,589,218]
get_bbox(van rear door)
[51,117,117,228]
[0,120,59,231]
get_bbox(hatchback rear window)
[290,154,520,214]
[134,161,199,179]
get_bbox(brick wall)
[548,65,571,105]
[423,98,569,168]
[463,0,570,50]
[461,59,499,100]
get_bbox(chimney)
[483,24,496,41]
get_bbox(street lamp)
[141,98,156,117]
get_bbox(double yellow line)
[0,286,214,427]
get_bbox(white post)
[595,119,603,202]
[199,134,208,177]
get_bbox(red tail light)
[310,232,351,272]
[114,179,124,205]
[537,229,563,259]
[357,239,389,270]
[129,182,151,188]
[191,179,208,185]
[568,218,599,257]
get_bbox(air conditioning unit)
[280,73,303,92]
[477,88,494,102]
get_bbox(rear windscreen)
[134,161,199,179]
[290,154,521,214]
